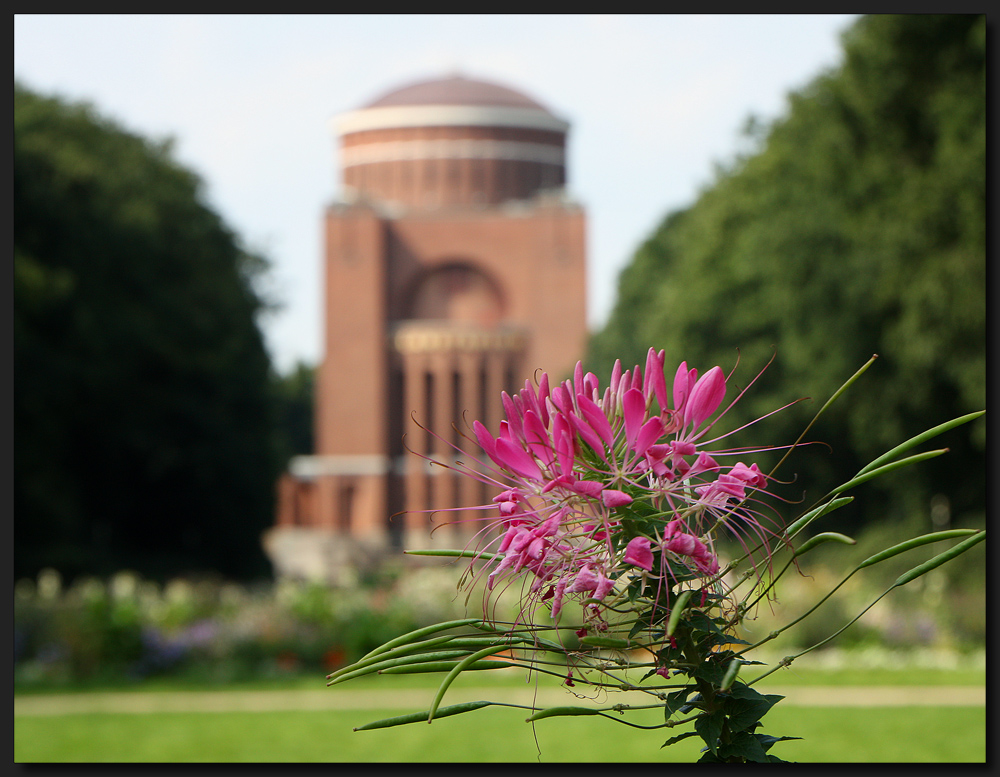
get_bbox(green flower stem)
[767,354,878,480]
[747,530,985,685]
[781,497,855,541]
[748,588,893,687]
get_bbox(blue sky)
[14,14,860,373]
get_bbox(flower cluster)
[459,349,774,630]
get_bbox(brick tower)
[265,74,588,583]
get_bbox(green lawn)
[14,704,985,762]
[15,665,986,763]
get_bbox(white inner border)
[341,138,565,168]
[334,104,570,135]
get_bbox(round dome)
[365,74,552,113]
[335,73,569,209]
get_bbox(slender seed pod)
[859,529,980,569]
[667,590,694,638]
[353,701,493,731]
[792,532,856,559]
[893,532,986,588]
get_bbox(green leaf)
[692,660,727,686]
[695,708,725,754]
[662,730,700,749]
[353,701,493,731]
[664,688,694,719]
[723,684,782,733]
[755,733,803,753]
[718,730,770,763]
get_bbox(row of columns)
[393,340,522,551]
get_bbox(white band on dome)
[341,138,565,168]
[334,104,569,135]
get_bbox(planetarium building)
[266,74,588,583]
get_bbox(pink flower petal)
[624,536,653,571]
[602,489,633,508]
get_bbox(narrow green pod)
[856,410,985,477]
[404,549,501,561]
[829,450,947,496]
[792,532,856,558]
[859,529,980,569]
[666,590,694,638]
[354,701,493,731]
[356,618,483,662]
[327,650,474,685]
[719,658,742,691]
[525,705,603,722]
[428,645,510,722]
[379,659,514,674]
[893,531,985,588]
[327,634,456,680]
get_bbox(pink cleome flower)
[441,350,779,631]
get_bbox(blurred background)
[14,14,985,690]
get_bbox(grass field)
[15,663,986,763]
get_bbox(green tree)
[15,84,282,582]
[271,360,315,466]
[587,14,985,533]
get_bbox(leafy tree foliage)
[587,15,985,533]
[271,360,316,465]
[15,84,283,582]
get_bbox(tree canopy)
[15,84,284,582]
[586,14,985,533]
